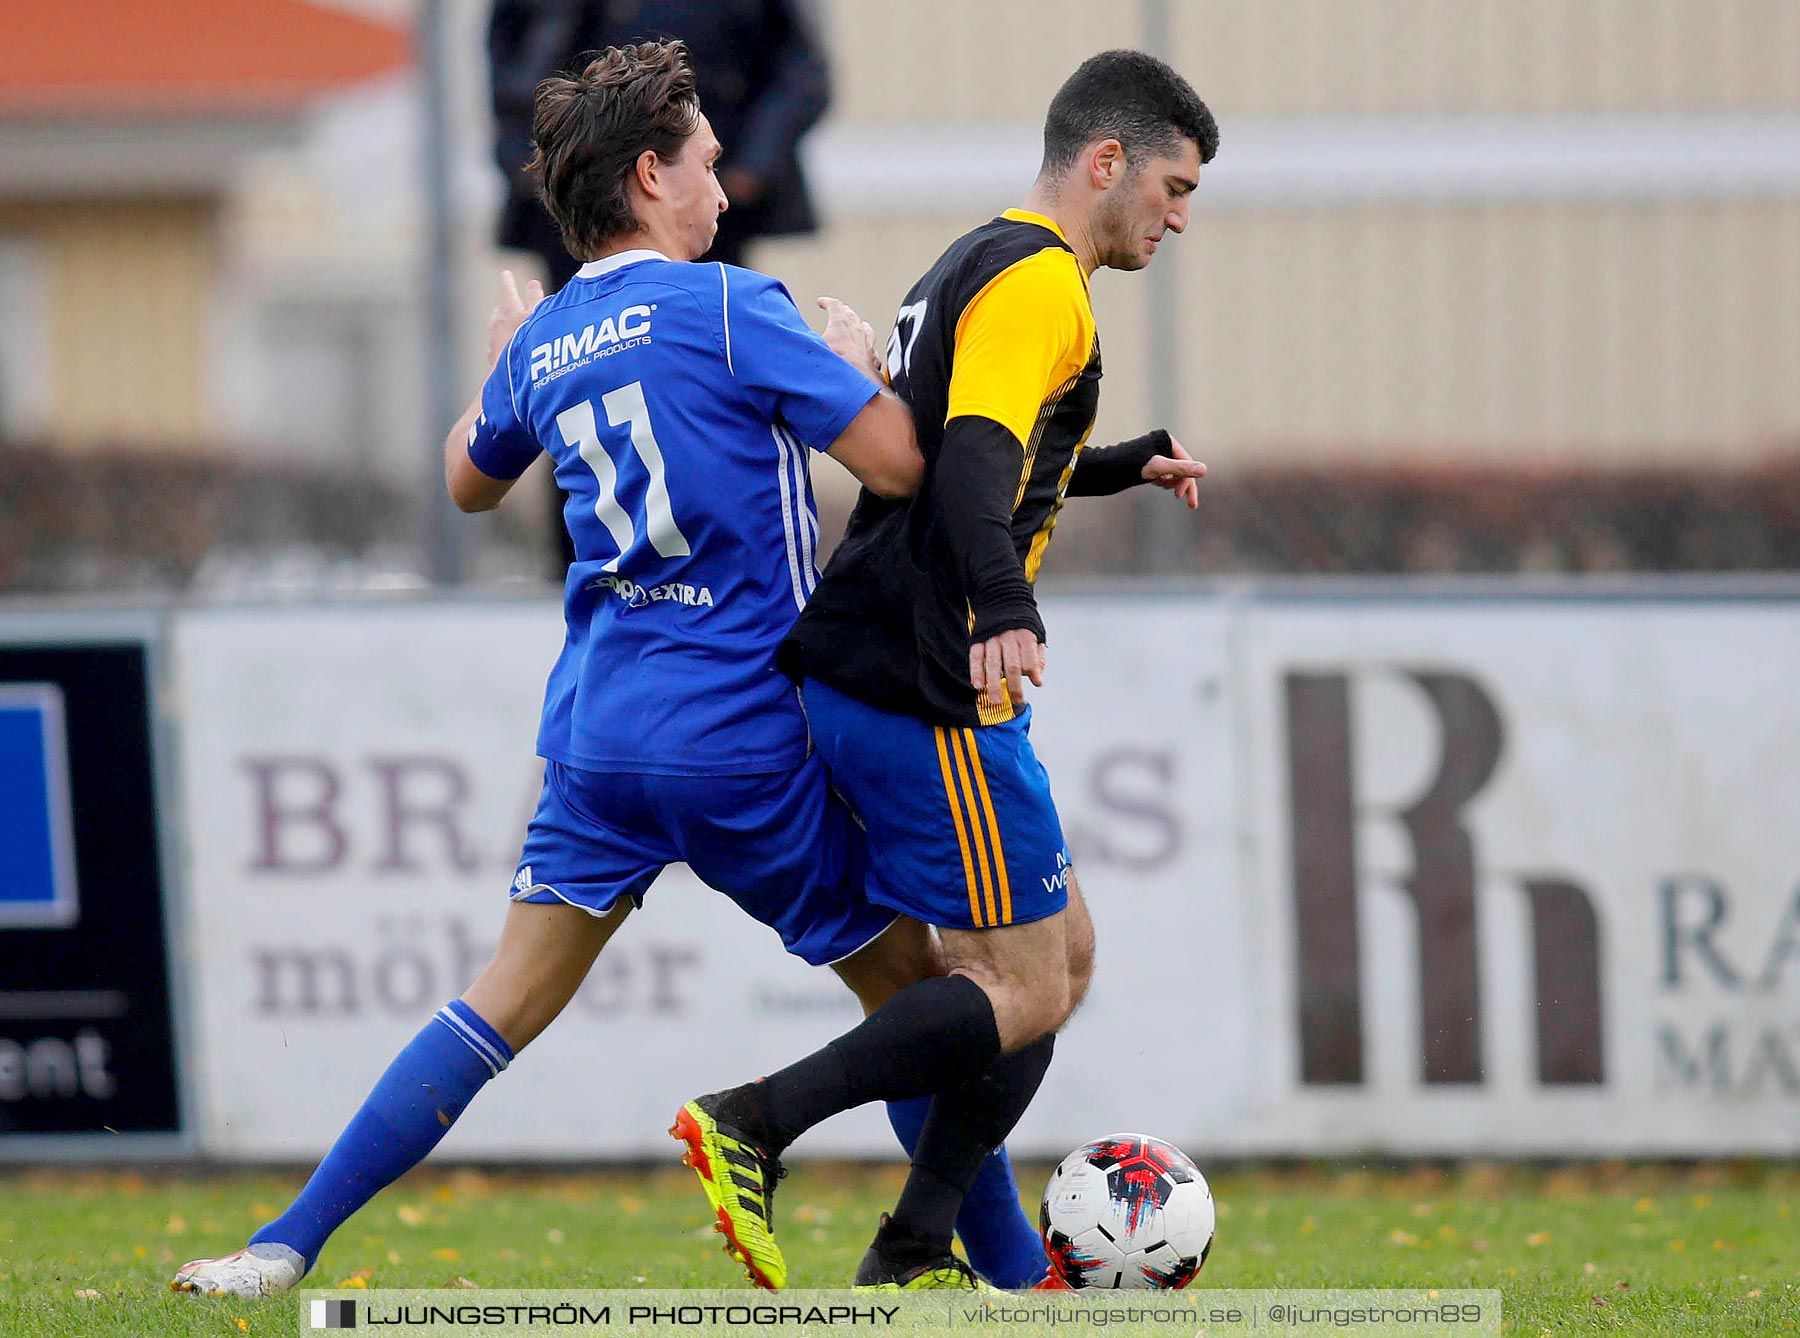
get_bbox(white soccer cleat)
[170,1243,305,1299]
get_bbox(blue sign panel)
[1,638,180,1139]
[0,683,79,928]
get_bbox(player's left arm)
[939,249,1093,706]
[445,270,544,513]
[1068,431,1208,509]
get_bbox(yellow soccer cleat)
[851,1218,1004,1292]
[852,1261,1004,1292]
[670,1092,788,1290]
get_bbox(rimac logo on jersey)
[530,305,653,384]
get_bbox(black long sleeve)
[1066,429,1170,497]
[933,416,1044,644]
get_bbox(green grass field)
[1,1163,1795,1336]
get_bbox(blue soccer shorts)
[508,753,898,967]
[799,677,1073,931]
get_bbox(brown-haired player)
[172,41,961,1298]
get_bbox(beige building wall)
[754,0,1800,486]
[823,0,1800,120]
[0,198,218,450]
[1183,201,1800,465]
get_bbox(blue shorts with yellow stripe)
[800,677,1072,930]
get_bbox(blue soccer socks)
[249,1000,513,1270]
[886,1096,1048,1289]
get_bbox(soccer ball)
[1040,1134,1215,1289]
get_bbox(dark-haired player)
[676,49,1217,1291]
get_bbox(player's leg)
[829,915,939,1013]
[676,682,1077,1286]
[172,900,626,1298]
[175,764,661,1299]
[1063,869,1096,1014]
[684,785,1072,1159]
[858,874,1092,1287]
[832,922,1048,1287]
[668,762,983,1288]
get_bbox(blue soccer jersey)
[467,250,878,775]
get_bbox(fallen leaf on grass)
[234,1319,249,1332]
[1591,1295,1609,1308]
[1388,1230,1419,1247]
[1614,1280,1630,1291]
[74,1289,101,1300]
[1748,1289,1764,1299]
[1526,1232,1550,1246]
[396,1205,428,1227]
[546,1229,565,1245]
[431,1248,462,1262]
[165,1214,187,1235]
[450,1276,480,1288]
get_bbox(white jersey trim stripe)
[719,263,735,375]
[777,426,818,595]
[773,425,807,610]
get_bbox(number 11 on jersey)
[555,381,692,572]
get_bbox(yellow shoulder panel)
[944,248,1095,448]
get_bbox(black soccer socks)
[888,1035,1057,1250]
[731,973,1003,1153]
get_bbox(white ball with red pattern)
[1040,1133,1216,1289]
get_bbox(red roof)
[0,0,411,116]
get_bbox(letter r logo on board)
[1285,669,1605,1088]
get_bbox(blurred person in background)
[489,0,833,575]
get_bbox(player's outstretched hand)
[817,296,882,381]
[488,270,545,367]
[970,628,1046,709]
[1141,436,1207,510]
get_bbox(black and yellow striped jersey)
[780,208,1106,728]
